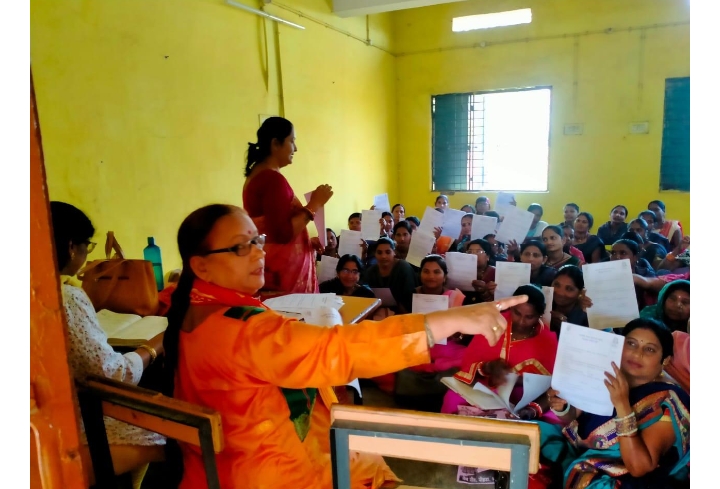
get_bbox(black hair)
[466,239,494,258]
[435,194,449,205]
[393,221,413,235]
[462,213,474,221]
[629,218,649,230]
[392,203,405,212]
[461,204,475,212]
[542,225,564,238]
[648,200,666,212]
[476,196,490,204]
[375,236,396,251]
[348,212,362,221]
[245,117,294,177]
[326,228,337,238]
[336,254,364,273]
[611,205,629,217]
[577,211,594,229]
[555,265,584,290]
[420,254,448,276]
[521,239,548,257]
[161,204,238,486]
[50,201,95,271]
[405,216,420,227]
[513,284,546,316]
[564,203,580,213]
[620,231,644,246]
[622,318,674,360]
[484,211,500,219]
[381,211,392,219]
[612,238,639,255]
[528,203,543,216]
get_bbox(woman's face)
[466,243,489,268]
[564,206,578,223]
[420,261,446,290]
[348,217,362,232]
[551,274,581,308]
[648,203,665,223]
[272,129,297,168]
[563,226,574,242]
[392,206,405,222]
[407,220,418,232]
[326,231,337,249]
[640,213,655,229]
[382,215,394,234]
[621,328,664,382]
[394,227,412,251]
[521,245,546,271]
[574,215,590,234]
[337,260,361,288]
[435,196,449,210]
[511,302,541,331]
[629,221,647,239]
[610,206,627,223]
[460,216,473,237]
[191,211,266,295]
[663,289,690,323]
[375,244,395,267]
[66,240,96,276]
[476,200,490,214]
[542,229,565,253]
[610,243,637,268]
[461,205,474,214]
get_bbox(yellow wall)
[393,0,690,233]
[30,0,397,270]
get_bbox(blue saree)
[536,381,689,489]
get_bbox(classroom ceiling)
[331,0,467,17]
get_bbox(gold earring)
[71,253,76,260]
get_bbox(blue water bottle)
[144,237,164,291]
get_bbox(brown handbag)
[78,231,159,316]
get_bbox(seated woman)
[395,255,466,412]
[559,203,580,228]
[391,203,405,223]
[526,203,549,239]
[638,210,672,251]
[657,236,690,274]
[162,204,525,489]
[561,224,586,265]
[521,240,557,287]
[483,233,508,265]
[50,202,165,488]
[597,205,630,247]
[317,228,339,261]
[405,216,420,232]
[640,280,689,334]
[648,200,683,249]
[380,211,394,239]
[542,225,581,270]
[462,239,497,305]
[573,212,606,264]
[435,194,450,211]
[461,204,475,214]
[549,265,592,335]
[392,221,413,261]
[475,196,491,215]
[611,239,656,278]
[665,331,689,393]
[450,213,474,252]
[628,219,667,268]
[319,254,375,298]
[362,237,418,314]
[441,285,558,421]
[539,318,689,489]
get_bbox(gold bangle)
[424,317,436,348]
[137,344,158,364]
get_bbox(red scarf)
[189,278,267,309]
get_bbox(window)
[659,77,690,192]
[452,8,532,32]
[431,87,551,192]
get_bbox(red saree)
[243,169,317,295]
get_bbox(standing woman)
[242,117,333,295]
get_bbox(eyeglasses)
[202,235,266,257]
[339,268,360,275]
[85,241,97,253]
[466,249,486,255]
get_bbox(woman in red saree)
[242,117,333,296]
[441,284,559,421]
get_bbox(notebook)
[96,309,168,348]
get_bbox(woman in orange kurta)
[161,204,527,489]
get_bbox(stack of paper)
[263,293,345,327]
[441,373,552,416]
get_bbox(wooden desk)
[339,296,381,324]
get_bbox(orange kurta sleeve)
[231,311,430,389]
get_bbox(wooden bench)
[330,405,540,489]
[77,374,224,489]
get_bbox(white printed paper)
[441,208,467,239]
[551,322,624,416]
[263,293,344,312]
[494,262,531,300]
[445,252,478,291]
[583,260,640,330]
[412,294,449,344]
[406,230,436,267]
[361,210,383,240]
[494,205,534,245]
[542,286,554,326]
[304,191,326,248]
[317,255,339,284]
[471,215,498,240]
[419,206,444,235]
[373,193,391,212]
[338,229,363,259]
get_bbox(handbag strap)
[105,231,126,260]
